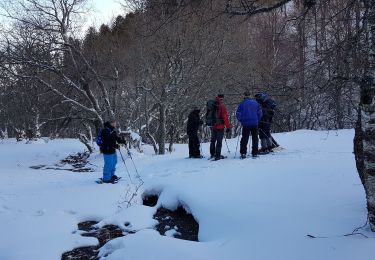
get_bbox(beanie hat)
[218,94,224,98]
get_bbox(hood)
[104,121,114,129]
[193,108,200,114]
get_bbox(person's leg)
[103,154,112,182]
[210,128,217,157]
[259,125,268,151]
[251,127,259,156]
[192,133,200,156]
[263,124,272,150]
[215,130,224,158]
[260,138,267,147]
[240,126,250,156]
[271,134,279,147]
[188,135,194,157]
[111,153,118,178]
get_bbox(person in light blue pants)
[103,153,118,182]
[98,121,125,183]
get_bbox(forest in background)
[0,0,364,153]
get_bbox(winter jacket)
[259,98,275,125]
[236,98,263,127]
[100,122,125,154]
[213,97,231,130]
[187,109,203,136]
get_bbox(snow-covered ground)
[0,130,374,260]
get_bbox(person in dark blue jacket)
[236,91,263,158]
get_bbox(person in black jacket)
[255,92,276,154]
[187,107,203,158]
[100,121,126,183]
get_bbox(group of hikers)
[187,91,278,161]
[96,91,278,183]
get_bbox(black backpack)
[262,99,276,122]
[264,98,277,110]
[206,100,223,126]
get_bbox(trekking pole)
[119,148,134,184]
[224,135,230,154]
[271,135,280,147]
[199,130,204,157]
[123,144,143,183]
[234,127,241,159]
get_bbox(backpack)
[96,127,109,147]
[261,98,276,123]
[264,98,277,110]
[205,100,224,126]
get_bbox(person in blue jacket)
[236,91,263,158]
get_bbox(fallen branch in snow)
[119,182,144,209]
[307,217,374,239]
[307,233,371,239]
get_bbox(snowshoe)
[213,155,226,161]
[191,155,204,159]
[258,148,270,155]
[272,146,285,152]
[96,177,121,184]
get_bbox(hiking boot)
[102,179,113,184]
[111,175,119,181]
[192,155,203,159]
[258,148,269,155]
[240,154,247,159]
[214,155,225,161]
[252,154,258,158]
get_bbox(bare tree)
[354,0,375,231]
[0,0,127,149]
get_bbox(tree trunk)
[146,132,159,154]
[158,103,166,155]
[355,0,375,231]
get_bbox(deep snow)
[0,130,374,260]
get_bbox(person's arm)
[257,104,263,123]
[115,132,126,145]
[222,105,231,129]
[236,103,242,122]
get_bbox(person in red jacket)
[210,94,231,160]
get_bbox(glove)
[226,128,231,134]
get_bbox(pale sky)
[0,0,128,34]
[85,0,127,30]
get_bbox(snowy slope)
[0,130,374,260]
